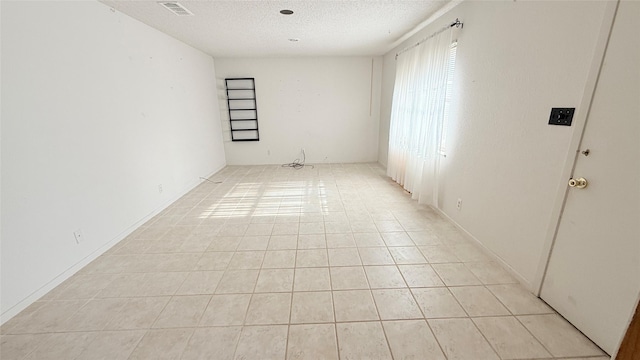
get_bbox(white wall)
[215,57,382,165]
[1,1,226,321]
[378,54,395,167]
[379,1,608,288]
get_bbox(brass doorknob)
[568,177,588,189]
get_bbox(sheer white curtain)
[387,28,453,206]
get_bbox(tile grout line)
[282,220,296,360]
[485,283,560,358]
[356,231,396,360]
[393,245,450,360]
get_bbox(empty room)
[1,0,638,359]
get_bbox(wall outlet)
[158,184,163,194]
[456,198,462,210]
[73,229,84,244]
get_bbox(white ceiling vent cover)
[159,2,193,16]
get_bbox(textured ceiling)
[99,0,450,57]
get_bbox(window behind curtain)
[387,28,456,206]
[439,41,458,155]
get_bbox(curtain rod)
[396,18,463,59]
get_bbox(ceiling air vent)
[159,2,193,16]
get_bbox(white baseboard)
[430,206,534,292]
[0,164,226,324]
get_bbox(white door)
[540,1,640,355]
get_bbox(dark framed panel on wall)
[225,78,259,141]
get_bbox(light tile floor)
[1,164,610,360]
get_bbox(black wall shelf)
[225,78,259,141]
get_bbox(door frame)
[532,0,618,295]
[612,293,640,359]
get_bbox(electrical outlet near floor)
[158,184,163,194]
[456,198,462,210]
[73,229,84,244]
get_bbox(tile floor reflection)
[1,164,608,359]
